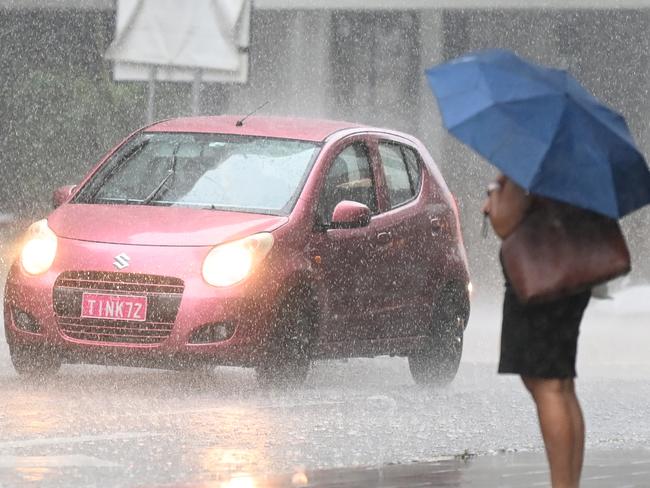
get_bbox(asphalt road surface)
[1,286,649,487]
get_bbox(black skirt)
[498,280,591,379]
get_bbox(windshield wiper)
[95,197,142,205]
[86,139,151,204]
[142,144,181,205]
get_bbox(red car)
[4,116,470,385]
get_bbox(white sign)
[106,0,250,83]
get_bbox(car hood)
[48,204,289,247]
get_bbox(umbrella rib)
[497,96,566,147]
[528,102,568,189]
[484,126,521,165]
[448,94,564,150]
[528,104,623,218]
[567,82,636,146]
[606,151,621,218]
[496,92,560,105]
[446,93,560,131]
[574,101,644,161]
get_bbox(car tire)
[9,343,62,378]
[256,288,316,388]
[408,285,469,386]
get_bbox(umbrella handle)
[481,212,489,238]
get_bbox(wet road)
[1,293,649,487]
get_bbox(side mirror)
[52,185,77,208]
[330,200,371,229]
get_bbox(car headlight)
[20,219,58,275]
[202,233,274,287]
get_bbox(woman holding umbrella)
[482,173,592,488]
[427,49,650,488]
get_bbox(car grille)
[53,271,184,345]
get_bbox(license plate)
[81,293,148,322]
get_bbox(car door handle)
[430,217,443,234]
[376,231,392,245]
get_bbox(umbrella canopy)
[426,48,650,219]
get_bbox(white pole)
[191,69,202,115]
[147,66,157,124]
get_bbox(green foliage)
[2,68,146,216]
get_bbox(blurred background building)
[0,0,648,286]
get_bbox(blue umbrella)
[426,48,650,219]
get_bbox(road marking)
[0,432,161,449]
[0,455,119,468]
[631,459,650,465]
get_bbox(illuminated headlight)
[202,233,274,287]
[20,220,58,275]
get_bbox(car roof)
[146,115,366,143]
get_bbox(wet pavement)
[1,443,649,487]
[1,299,649,487]
[154,449,650,487]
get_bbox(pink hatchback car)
[4,116,470,385]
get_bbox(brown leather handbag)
[501,200,631,304]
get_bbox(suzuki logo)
[113,253,131,270]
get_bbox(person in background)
[482,173,591,488]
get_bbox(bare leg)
[567,387,585,485]
[522,376,584,488]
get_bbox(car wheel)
[408,285,469,386]
[256,288,315,387]
[9,343,62,378]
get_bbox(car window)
[74,132,320,216]
[402,146,422,194]
[318,142,377,224]
[378,142,419,208]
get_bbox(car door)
[371,138,440,338]
[310,138,388,344]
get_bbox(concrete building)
[1,1,647,143]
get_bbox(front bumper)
[4,238,282,368]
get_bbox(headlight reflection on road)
[15,466,52,483]
[196,406,273,487]
[3,393,62,437]
[291,468,309,486]
[217,470,309,488]
[221,473,256,488]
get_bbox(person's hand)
[482,174,531,239]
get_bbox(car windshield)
[74,132,321,215]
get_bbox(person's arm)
[481,174,531,239]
